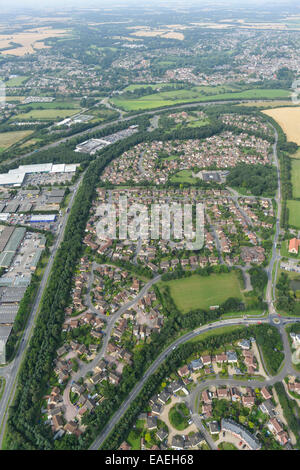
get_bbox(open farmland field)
[238,100,294,108]
[158,272,244,313]
[13,108,80,121]
[128,26,185,40]
[291,159,300,198]
[5,96,25,102]
[0,130,33,149]
[111,88,290,111]
[287,200,300,228]
[0,27,70,56]
[262,107,300,145]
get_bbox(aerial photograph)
[0,0,300,458]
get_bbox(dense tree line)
[227,163,278,197]
[274,382,300,448]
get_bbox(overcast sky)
[0,0,298,10]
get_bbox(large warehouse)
[0,162,80,187]
[0,325,12,364]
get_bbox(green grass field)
[5,76,28,87]
[292,149,300,160]
[291,159,300,198]
[188,325,244,343]
[287,200,300,228]
[218,442,238,450]
[13,108,80,121]
[0,130,33,149]
[159,272,244,313]
[170,169,199,184]
[111,87,290,111]
[18,100,80,110]
[123,82,180,92]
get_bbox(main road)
[2,98,283,168]
[0,174,84,446]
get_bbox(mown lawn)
[291,159,300,198]
[287,200,300,228]
[170,169,198,184]
[159,272,244,313]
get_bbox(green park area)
[170,169,199,184]
[159,271,244,313]
[5,76,28,87]
[218,442,238,450]
[168,403,190,431]
[291,159,300,198]
[287,200,300,229]
[110,86,290,111]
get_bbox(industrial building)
[75,138,110,155]
[0,325,12,364]
[0,227,26,268]
[0,163,80,187]
[30,214,56,223]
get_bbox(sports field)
[159,272,244,313]
[287,200,300,228]
[262,107,300,145]
[291,159,300,198]
[111,87,290,111]
[0,130,33,149]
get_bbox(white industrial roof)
[30,214,56,222]
[51,164,65,173]
[0,173,25,186]
[0,162,79,185]
[65,164,80,172]
[19,163,53,173]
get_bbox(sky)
[0,0,298,10]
